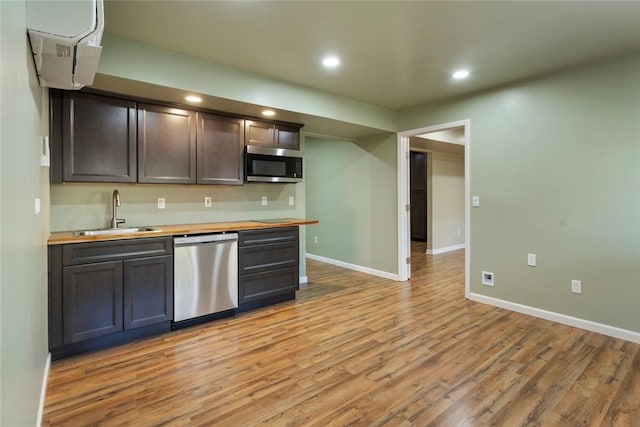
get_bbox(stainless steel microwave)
[245,145,303,183]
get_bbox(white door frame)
[397,119,471,298]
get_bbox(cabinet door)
[197,113,245,185]
[63,261,123,344]
[123,255,173,330]
[245,120,275,147]
[275,124,300,150]
[61,91,137,182]
[138,103,196,184]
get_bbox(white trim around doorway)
[397,119,471,298]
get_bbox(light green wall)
[51,182,304,231]
[99,35,398,133]
[400,51,640,332]
[1,2,50,425]
[305,134,398,275]
[430,151,465,251]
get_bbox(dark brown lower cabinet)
[123,255,173,330]
[237,227,300,311]
[49,228,300,359]
[49,237,173,359]
[239,267,298,305]
[63,261,123,344]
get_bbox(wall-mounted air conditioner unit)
[26,0,104,90]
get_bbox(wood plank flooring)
[43,243,640,426]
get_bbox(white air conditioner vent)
[26,0,104,90]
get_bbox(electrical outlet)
[34,198,41,215]
[157,197,165,209]
[457,228,461,236]
[571,279,582,294]
[472,196,480,207]
[289,196,294,206]
[261,196,267,206]
[528,253,537,267]
[482,271,494,286]
[204,197,212,208]
[313,236,318,244]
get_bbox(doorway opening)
[410,151,428,243]
[397,120,470,297]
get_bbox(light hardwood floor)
[43,243,640,426]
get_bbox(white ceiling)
[104,1,640,111]
[416,127,465,145]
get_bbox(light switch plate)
[204,197,212,208]
[261,196,267,206]
[35,198,41,215]
[157,198,165,209]
[527,253,536,267]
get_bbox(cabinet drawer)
[239,267,298,304]
[238,226,298,247]
[63,237,173,266]
[239,242,298,276]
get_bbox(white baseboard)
[426,243,465,255]
[469,292,640,344]
[306,253,400,281]
[37,353,51,426]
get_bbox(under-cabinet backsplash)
[50,182,304,232]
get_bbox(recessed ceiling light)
[185,95,202,103]
[452,69,470,80]
[322,56,340,68]
[262,110,276,117]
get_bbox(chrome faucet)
[110,189,126,229]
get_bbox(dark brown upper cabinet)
[196,113,245,185]
[51,90,137,183]
[245,120,301,150]
[275,124,301,150]
[245,120,275,148]
[137,103,196,184]
[50,89,303,184]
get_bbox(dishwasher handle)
[174,233,238,247]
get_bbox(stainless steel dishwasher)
[173,233,238,324]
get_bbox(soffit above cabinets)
[91,74,389,140]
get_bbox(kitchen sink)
[74,226,161,236]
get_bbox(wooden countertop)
[48,218,319,245]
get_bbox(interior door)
[410,151,427,242]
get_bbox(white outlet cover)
[35,198,41,215]
[261,196,267,206]
[157,198,165,209]
[472,196,480,207]
[527,253,536,266]
[289,196,294,206]
[205,197,212,208]
[571,279,582,294]
[482,270,494,286]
